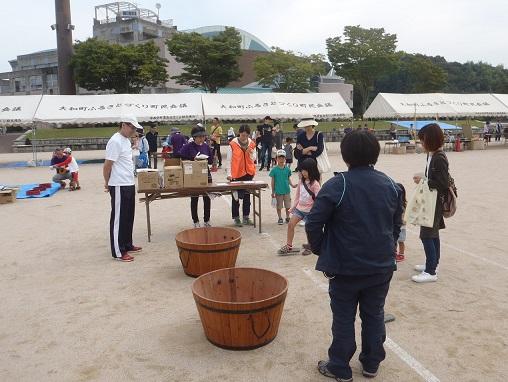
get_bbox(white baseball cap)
[276,149,286,157]
[120,115,143,129]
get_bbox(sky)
[1,0,507,72]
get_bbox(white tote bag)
[316,132,331,173]
[404,179,437,228]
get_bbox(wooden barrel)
[175,227,241,277]
[192,267,288,350]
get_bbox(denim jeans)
[327,272,393,380]
[259,142,272,168]
[421,237,440,275]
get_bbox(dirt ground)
[1,143,507,382]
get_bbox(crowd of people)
[101,115,453,381]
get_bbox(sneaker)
[127,246,142,253]
[116,253,134,262]
[277,218,284,225]
[204,221,212,227]
[317,360,353,382]
[234,217,243,227]
[259,167,264,171]
[411,271,438,283]
[414,264,439,273]
[396,254,405,262]
[298,220,305,227]
[302,249,312,256]
[193,222,201,228]
[362,365,379,378]
[285,217,290,223]
[242,217,254,226]
[302,243,311,250]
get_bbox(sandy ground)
[1,142,508,382]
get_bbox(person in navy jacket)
[306,130,403,381]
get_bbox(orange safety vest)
[230,138,256,179]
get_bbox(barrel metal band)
[179,244,240,254]
[196,298,285,315]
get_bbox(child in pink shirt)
[279,158,321,255]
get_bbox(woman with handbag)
[412,123,450,283]
[294,118,329,172]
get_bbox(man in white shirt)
[103,116,143,262]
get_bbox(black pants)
[327,272,393,379]
[109,185,135,258]
[231,174,253,219]
[150,152,158,169]
[213,142,222,166]
[191,195,211,223]
[260,142,272,169]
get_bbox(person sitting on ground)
[305,129,403,382]
[50,148,72,188]
[278,158,320,255]
[179,126,214,228]
[62,148,80,191]
[270,149,297,225]
[226,124,257,227]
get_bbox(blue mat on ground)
[14,183,61,199]
[390,120,461,130]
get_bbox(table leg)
[145,194,151,242]
[252,189,257,229]
[258,189,262,234]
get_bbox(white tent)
[492,94,508,110]
[202,92,352,120]
[33,93,203,124]
[364,93,508,119]
[0,95,43,126]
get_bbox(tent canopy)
[364,93,508,119]
[0,95,43,126]
[33,93,203,125]
[202,92,352,120]
[390,120,461,130]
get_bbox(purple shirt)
[179,141,213,164]
[170,132,187,155]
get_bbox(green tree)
[375,53,447,93]
[166,27,242,93]
[254,48,328,92]
[70,38,168,93]
[327,25,398,114]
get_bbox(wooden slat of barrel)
[192,267,288,350]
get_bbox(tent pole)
[32,123,38,167]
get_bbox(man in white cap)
[103,116,143,262]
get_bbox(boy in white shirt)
[63,148,80,191]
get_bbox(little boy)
[269,149,296,225]
[63,147,80,191]
[284,137,293,169]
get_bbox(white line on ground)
[302,268,441,382]
[406,228,508,271]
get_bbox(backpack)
[442,174,457,218]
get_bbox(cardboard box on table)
[164,158,182,167]
[182,160,208,188]
[163,166,183,189]
[137,169,161,191]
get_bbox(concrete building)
[318,69,354,108]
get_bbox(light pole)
[54,0,76,95]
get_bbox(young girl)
[396,183,407,262]
[278,158,321,255]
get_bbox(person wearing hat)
[257,116,275,171]
[50,147,72,188]
[269,149,297,225]
[145,123,159,169]
[103,116,143,262]
[294,117,324,171]
[62,147,80,191]
[166,127,187,157]
[134,127,149,170]
[179,126,214,227]
[210,118,223,168]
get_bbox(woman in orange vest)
[226,124,257,227]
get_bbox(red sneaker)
[116,253,134,262]
[396,254,405,262]
[128,246,142,253]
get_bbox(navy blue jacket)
[306,166,403,276]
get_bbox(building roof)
[182,25,271,52]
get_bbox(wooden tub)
[192,267,288,350]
